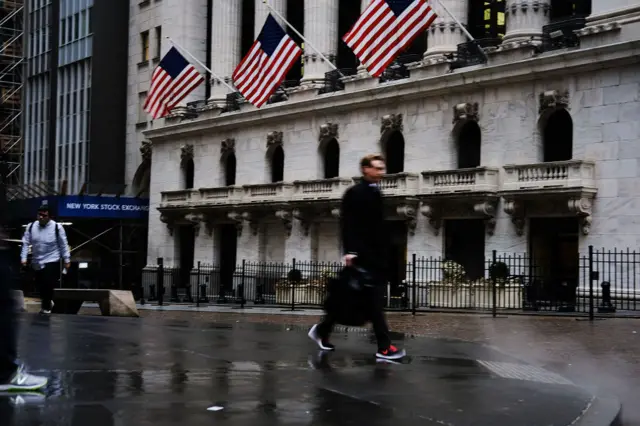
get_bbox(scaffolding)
[0,0,24,194]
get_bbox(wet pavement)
[1,313,622,425]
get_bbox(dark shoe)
[308,324,335,351]
[376,345,406,360]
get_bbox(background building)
[134,1,640,308]
[5,0,148,292]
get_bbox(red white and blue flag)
[344,0,437,78]
[144,47,204,119]
[233,14,302,108]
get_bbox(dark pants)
[316,284,391,350]
[0,250,18,383]
[35,262,60,311]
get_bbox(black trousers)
[0,250,18,383]
[316,284,391,350]
[35,262,60,311]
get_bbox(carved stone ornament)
[220,138,235,155]
[380,113,403,134]
[228,211,258,236]
[319,122,339,142]
[292,209,311,236]
[275,210,293,237]
[184,212,204,237]
[160,214,175,236]
[180,144,194,166]
[539,89,569,114]
[503,200,526,236]
[567,197,593,235]
[266,131,283,148]
[396,204,418,236]
[140,141,152,163]
[473,200,498,236]
[453,102,479,124]
[419,204,441,235]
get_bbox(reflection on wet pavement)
[0,314,620,425]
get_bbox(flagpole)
[261,0,344,78]
[432,0,488,61]
[166,36,238,93]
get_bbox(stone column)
[209,0,242,107]
[255,0,287,35]
[161,0,208,107]
[423,0,468,59]
[300,0,339,84]
[502,0,551,43]
[282,210,313,263]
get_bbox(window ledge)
[152,56,160,64]
[136,121,148,129]
[138,0,150,7]
[137,60,149,69]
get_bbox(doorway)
[529,217,579,303]
[444,219,485,280]
[178,225,195,289]
[218,224,238,301]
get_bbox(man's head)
[37,205,50,226]
[360,154,386,183]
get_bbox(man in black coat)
[308,154,406,361]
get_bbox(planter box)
[427,284,473,308]
[473,286,522,309]
[276,286,324,305]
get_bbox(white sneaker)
[0,366,48,392]
[308,324,335,351]
[40,301,54,315]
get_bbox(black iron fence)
[136,247,640,317]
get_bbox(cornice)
[143,41,640,143]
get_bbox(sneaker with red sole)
[376,345,406,360]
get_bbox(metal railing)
[133,246,640,318]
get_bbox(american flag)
[233,14,302,108]
[144,47,205,119]
[343,0,437,78]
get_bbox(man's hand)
[64,262,71,270]
[21,260,27,267]
[343,254,357,266]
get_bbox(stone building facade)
[128,0,640,295]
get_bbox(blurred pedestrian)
[309,154,406,361]
[20,205,70,314]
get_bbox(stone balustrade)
[159,161,595,210]
[502,160,596,192]
[421,167,500,195]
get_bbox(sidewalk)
[24,299,640,422]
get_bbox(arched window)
[271,145,285,183]
[456,121,481,169]
[542,109,573,162]
[224,152,236,186]
[183,158,194,189]
[384,131,405,174]
[323,138,340,178]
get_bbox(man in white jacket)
[20,205,71,314]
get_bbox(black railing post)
[157,257,164,306]
[589,245,594,321]
[412,253,417,316]
[240,259,246,309]
[492,250,497,318]
[290,258,296,311]
[196,261,201,308]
